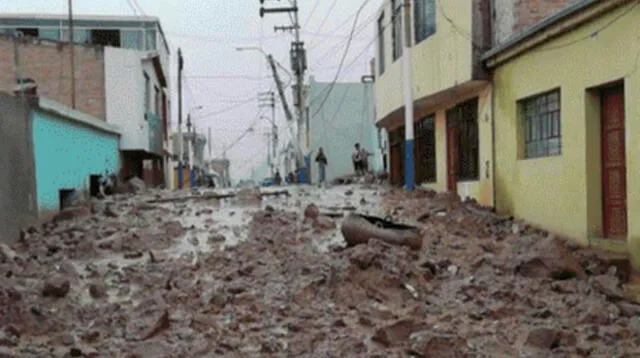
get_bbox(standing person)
[315,147,328,184]
[358,145,372,174]
[352,143,363,176]
[274,171,282,186]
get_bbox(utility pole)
[259,91,277,177]
[402,0,415,191]
[177,48,184,189]
[13,32,23,99]
[186,113,194,187]
[259,0,306,181]
[68,0,76,109]
[208,127,212,159]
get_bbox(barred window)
[522,89,562,159]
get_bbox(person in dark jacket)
[315,147,328,184]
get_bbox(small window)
[414,0,436,43]
[154,86,161,116]
[144,72,150,117]
[145,29,157,50]
[391,0,403,61]
[415,115,436,183]
[62,29,89,43]
[122,29,143,50]
[16,28,38,37]
[377,14,386,75]
[520,89,562,159]
[90,29,121,47]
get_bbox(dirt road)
[1,185,639,357]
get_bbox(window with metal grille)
[414,0,436,44]
[448,98,479,181]
[391,0,403,61]
[378,14,386,75]
[521,89,561,159]
[415,115,436,183]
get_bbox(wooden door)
[601,85,627,240]
[446,110,459,192]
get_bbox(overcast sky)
[4,0,381,181]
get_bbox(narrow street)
[2,183,640,357]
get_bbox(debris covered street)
[2,184,640,357]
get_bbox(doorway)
[601,84,627,240]
[446,112,459,193]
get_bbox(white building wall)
[104,47,163,152]
[307,77,382,184]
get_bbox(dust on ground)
[1,184,640,357]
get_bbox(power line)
[309,10,377,70]
[308,16,390,107]
[194,97,256,121]
[309,0,372,120]
[185,75,271,81]
[124,0,138,16]
[303,0,322,27]
[130,0,146,16]
[222,108,267,153]
[307,4,372,52]
[314,0,339,35]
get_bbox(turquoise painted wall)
[32,109,120,213]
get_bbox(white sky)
[3,0,381,180]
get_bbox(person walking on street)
[352,143,363,176]
[358,145,372,174]
[315,147,328,184]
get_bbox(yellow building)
[374,0,495,206]
[483,0,640,262]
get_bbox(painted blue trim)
[404,139,415,191]
[190,169,196,188]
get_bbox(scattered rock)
[53,207,91,223]
[314,216,336,230]
[616,301,640,317]
[208,233,226,244]
[410,331,467,357]
[127,177,147,193]
[304,203,319,220]
[514,236,585,280]
[188,236,200,246]
[164,221,184,238]
[88,282,108,300]
[524,327,562,349]
[591,275,624,301]
[104,204,120,218]
[42,276,70,298]
[372,319,421,347]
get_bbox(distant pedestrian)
[358,145,372,174]
[352,143,363,176]
[274,171,282,186]
[315,147,328,184]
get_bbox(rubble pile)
[0,186,639,356]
